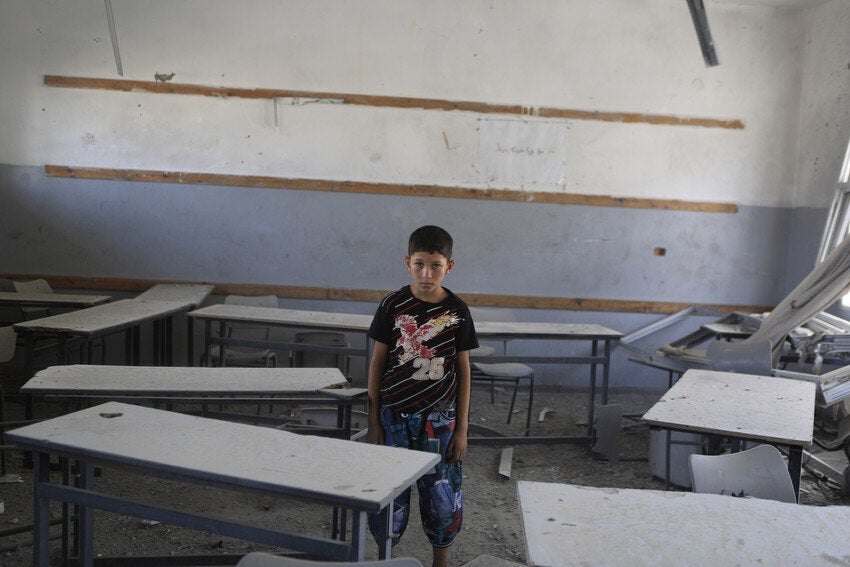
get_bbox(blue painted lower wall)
[0,164,836,389]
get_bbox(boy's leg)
[367,409,416,546]
[432,544,449,567]
[417,406,463,550]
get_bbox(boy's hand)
[445,432,467,464]
[366,424,385,446]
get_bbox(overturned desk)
[642,369,816,499]
[135,284,215,366]
[20,364,365,437]
[7,402,440,566]
[517,481,850,567]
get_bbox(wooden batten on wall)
[45,165,739,213]
[44,75,746,130]
[2,273,773,315]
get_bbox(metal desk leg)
[664,428,672,490]
[132,326,141,365]
[153,320,161,365]
[33,452,50,567]
[203,320,212,367]
[187,315,194,367]
[788,445,803,502]
[586,340,598,438]
[61,458,73,562]
[124,329,132,365]
[218,321,227,367]
[24,333,35,420]
[373,505,392,560]
[79,462,95,566]
[602,339,612,406]
[350,510,370,560]
[166,316,174,366]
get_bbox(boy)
[367,225,478,567]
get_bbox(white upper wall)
[0,0,846,207]
[795,0,850,208]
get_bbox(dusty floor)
[1,386,848,566]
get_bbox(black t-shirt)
[369,286,479,414]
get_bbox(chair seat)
[209,345,276,366]
[473,362,533,378]
[470,345,496,357]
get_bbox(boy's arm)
[447,349,471,463]
[366,340,389,445]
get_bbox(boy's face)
[404,251,455,300]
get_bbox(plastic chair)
[13,278,52,320]
[204,295,278,367]
[688,444,797,503]
[291,331,350,378]
[236,553,423,567]
[469,308,535,434]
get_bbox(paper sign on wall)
[477,119,567,185]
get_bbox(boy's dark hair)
[408,225,453,260]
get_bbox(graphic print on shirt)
[395,313,459,380]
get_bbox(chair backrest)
[688,444,796,503]
[298,407,368,429]
[14,279,54,319]
[223,295,278,340]
[13,278,53,294]
[236,553,423,567]
[0,326,17,363]
[469,306,517,322]
[292,330,349,370]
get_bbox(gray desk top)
[188,304,374,331]
[642,369,815,446]
[13,299,193,336]
[7,402,439,511]
[0,291,111,308]
[517,481,850,567]
[188,304,621,340]
[135,284,215,308]
[22,365,350,396]
[475,321,621,339]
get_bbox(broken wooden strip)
[43,75,745,130]
[538,407,553,422]
[45,165,738,214]
[498,447,514,479]
[0,272,775,315]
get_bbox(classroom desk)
[14,299,195,418]
[641,369,816,499]
[187,304,373,374]
[7,402,439,566]
[189,305,622,443]
[517,481,850,567]
[472,321,622,440]
[20,364,365,437]
[135,284,215,365]
[0,291,112,309]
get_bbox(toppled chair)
[688,444,796,503]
